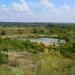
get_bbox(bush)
[0,31,6,35]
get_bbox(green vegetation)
[0,31,6,35]
[0,22,75,75]
[0,38,45,53]
[0,22,75,38]
[1,52,75,75]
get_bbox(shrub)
[0,31,6,35]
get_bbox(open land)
[0,22,75,75]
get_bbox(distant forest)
[0,22,75,27]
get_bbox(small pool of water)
[16,37,64,43]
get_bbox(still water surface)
[16,37,64,43]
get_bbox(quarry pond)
[16,37,64,43]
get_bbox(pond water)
[16,37,64,43]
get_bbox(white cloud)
[10,0,31,12]
[40,0,54,8]
[0,0,31,12]
[0,0,75,22]
[61,4,71,12]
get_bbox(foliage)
[0,31,6,35]
[0,38,45,53]
[0,22,75,75]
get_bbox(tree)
[0,31,6,35]
[33,29,37,33]
[18,29,23,35]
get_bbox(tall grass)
[10,67,24,75]
[1,51,75,75]
[0,65,10,75]
[34,51,75,75]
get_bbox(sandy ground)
[8,52,37,71]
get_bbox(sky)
[0,0,75,23]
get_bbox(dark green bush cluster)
[0,38,45,54]
[0,31,6,35]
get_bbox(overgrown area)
[0,22,75,75]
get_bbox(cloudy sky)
[0,0,75,22]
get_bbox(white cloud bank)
[0,0,31,12]
[0,0,75,22]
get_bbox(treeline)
[0,22,75,27]
[0,23,74,37]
